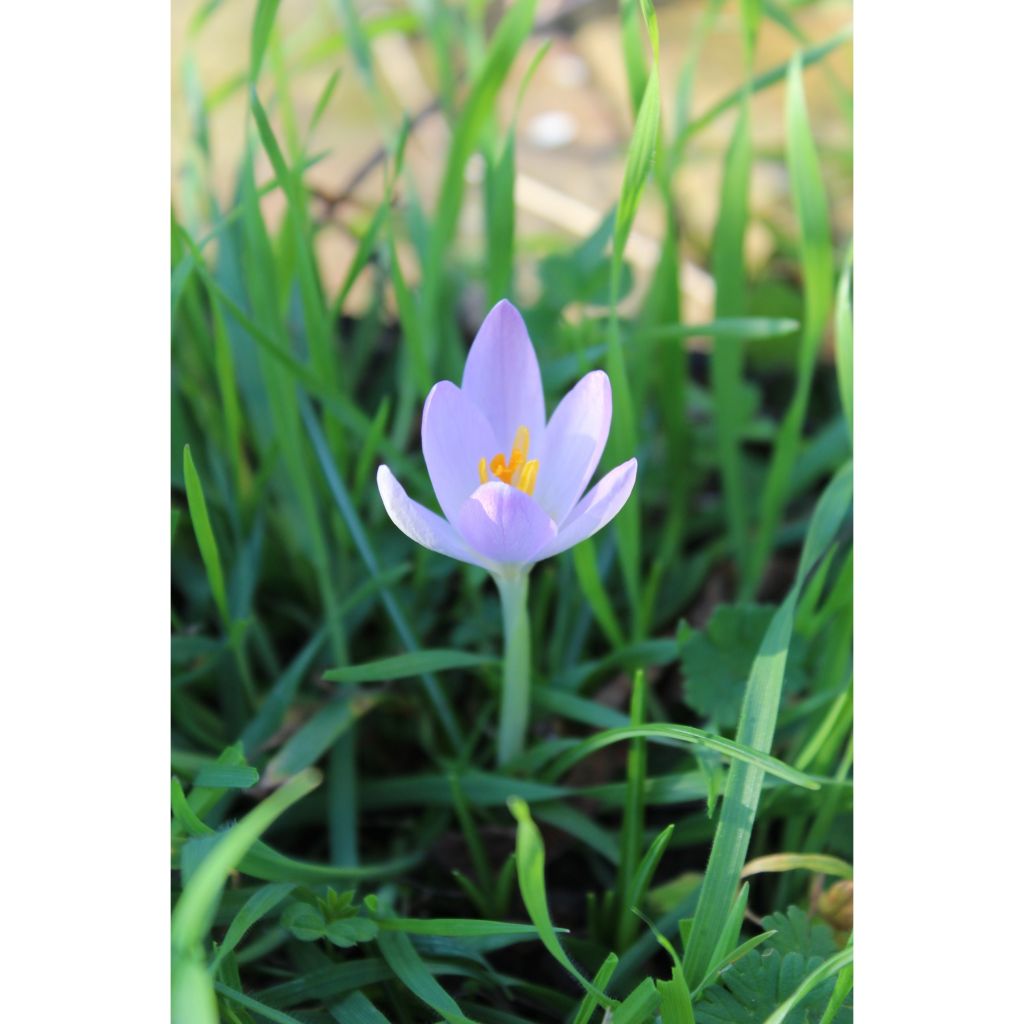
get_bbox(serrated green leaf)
[681,604,808,727]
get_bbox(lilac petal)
[422,381,499,526]
[456,482,557,565]
[377,466,490,569]
[533,370,612,525]
[461,300,546,452]
[535,458,638,560]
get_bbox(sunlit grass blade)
[172,770,321,1022]
[544,723,820,790]
[836,244,854,439]
[250,0,281,81]
[607,41,660,620]
[747,54,836,594]
[683,461,851,986]
[682,27,851,143]
[422,0,537,367]
[710,97,753,578]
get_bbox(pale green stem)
[495,570,531,767]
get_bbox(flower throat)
[478,425,538,495]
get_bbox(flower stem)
[495,571,531,767]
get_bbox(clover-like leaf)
[325,916,379,948]
[280,902,326,942]
[680,604,808,727]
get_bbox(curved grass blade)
[544,724,819,790]
[376,927,477,1024]
[171,770,321,1023]
[211,882,294,970]
[508,798,612,1006]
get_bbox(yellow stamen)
[519,460,539,495]
[478,425,540,494]
[511,425,530,462]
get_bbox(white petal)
[461,300,546,452]
[456,482,556,565]
[377,465,489,569]
[533,370,612,525]
[534,459,638,560]
[421,381,499,526]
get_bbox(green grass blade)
[545,724,820,790]
[324,650,496,684]
[747,54,836,594]
[508,798,612,1005]
[657,965,695,1024]
[616,671,648,949]
[572,539,627,647]
[682,28,851,144]
[172,769,320,952]
[423,0,537,365]
[250,0,281,81]
[761,945,853,1024]
[300,396,463,748]
[183,444,230,626]
[607,56,660,619]
[710,98,753,576]
[612,977,659,1024]
[683,462,851,986]
[211,882,295,970]
[376,927,476,1024]
[835,245,853,440]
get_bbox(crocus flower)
[376,300,637,576]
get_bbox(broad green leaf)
[680,604,808,728]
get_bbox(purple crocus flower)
[376,300,637,575]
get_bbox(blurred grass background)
[172,0,850,325]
